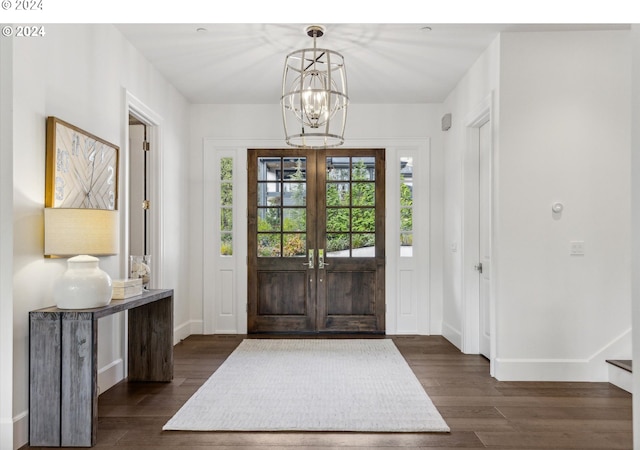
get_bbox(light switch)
[450,241,457,252]
[570,241,585,256]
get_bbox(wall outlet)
[570,241,585,256]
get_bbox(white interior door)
[479,120,491,358]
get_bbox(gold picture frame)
[45,116,119,210]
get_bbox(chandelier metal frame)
[281,25,349,149]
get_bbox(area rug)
[163,339,450,432]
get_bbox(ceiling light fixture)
[281,25,349,149]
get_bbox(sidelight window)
[400,157,413,257]
[219,157,233,255]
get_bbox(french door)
[248,148,385,333]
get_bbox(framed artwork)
[45,116,119,210]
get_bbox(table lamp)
[44,208,119,309]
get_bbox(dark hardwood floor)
[23,335,632,449]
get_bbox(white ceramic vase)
[54,255,113,309]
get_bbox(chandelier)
[281,25,349,149]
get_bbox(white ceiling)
[116,23,630,105]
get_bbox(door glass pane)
[352,208,375,232]
[221,232,232,256]
[284,233,306,257]
[400,207,412,231]
[326,183,349,206]
[258,208,280,232]
[258,233,280,257]
[283,208,306,232]
[220,183,233,206]
[327,233,350,256]
[284,157,306,180]
[257,182,281,207]
[326,157,350,180]
[284,182,306,206]
[220,157,233,180]
[258,157,281,181]
[352,157,375,180]
[400,232,413,256]
[352,182,375,206]
[326,208,349,232]
[352,233,375,256]
[220,208,233,231]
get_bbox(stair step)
[606,359,632,393]
[606,359,632,373]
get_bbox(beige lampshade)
[44,208,119,257]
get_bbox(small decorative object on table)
[112,278,143,299]
[130,255,151,289]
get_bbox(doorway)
[128,115,150,258]
[247,148,385,333]
[462,93,494,371]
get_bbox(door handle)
[475,262,483,274]
[303,249,315,269]
[318,249,329,269]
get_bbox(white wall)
[9,24,190,449]
[630,24,640,449]
[441,36,501,350]
[188,103,445,335]
[0,33,15,449]
[442,29,632,382]
[495,30,631,380]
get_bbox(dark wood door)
[248,148,385,333]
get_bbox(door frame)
[124,90,164,288]
[246,148,386,334]
[462,93,496,375]
[202,138,431,335]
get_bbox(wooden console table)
[29,288,174,447]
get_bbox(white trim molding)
[201,137,434,336]
[0,35,14,450]
[494,328,632,381]
[124,90,164,287]
[442,322,463,349]
[97,359,124,396]
[461,92,497,377]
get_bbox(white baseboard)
[442,322,462,350]
[174,320,191,344]
[11,410,27,450]
[494,328,632,382]
[173,319,202,344]
[97,358,124,395]
[494,358,608,381]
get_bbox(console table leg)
[61,312,97,447]
[128,295,173,381]
[29,312,62,447]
